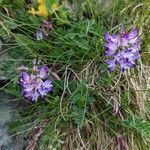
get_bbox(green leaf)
[72,106,86,127]
[123,116,150,138]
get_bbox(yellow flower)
[36,4,48,17]
[28,0,60,17]
[28,7,36,15]
[37,0,45,4]
[52,4,59,11]
[28,0,48,17]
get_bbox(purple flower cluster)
[104,27,141,72]
[19,62,53,102]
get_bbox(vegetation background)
[0,0,150,149]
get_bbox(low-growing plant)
[0,0,150,149]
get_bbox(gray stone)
[0,92,25,150]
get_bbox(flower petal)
[23,90,33,98]
[104,33,119,44]
[129,28,138,39]
[40,65,48,79]
[31,92,40,102]
[105,43,118,56]
[38,87,47,98]
[24,85,34,92]
[21,71,30,82]
[127,61,136,68]
[121,34,129,47]
[42,80,53,91]
[105,59,116,72]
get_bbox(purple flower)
[105,59,117,72]
[19,62,53,102]
[39,65,48,79]
[104,33,120,57]
[120,27,140,47]
[104,27,141,72]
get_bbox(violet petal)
[40,65,49,79]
